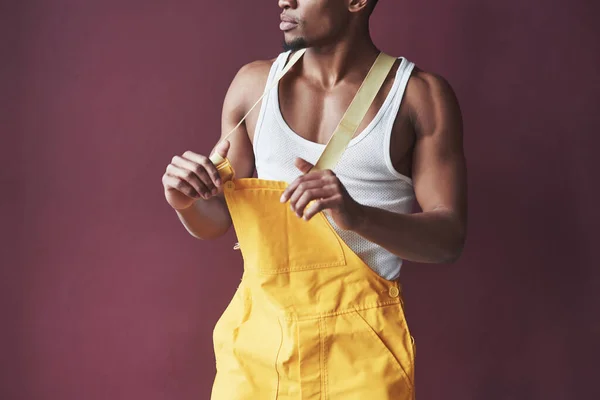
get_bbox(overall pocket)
[226,183,347,274]
[352,304,415,388]
[323,304,415,400]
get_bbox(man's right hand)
[162,140,231,210]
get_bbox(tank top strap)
[386,58,415,122]
[252,51,292,159]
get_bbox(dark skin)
[163,0,467,264]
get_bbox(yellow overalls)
[210,158,416,399]
[209,50,416,400]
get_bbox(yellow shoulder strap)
[311,52,396,172]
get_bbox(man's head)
[279,0,379,52]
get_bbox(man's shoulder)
[224,55,281,114]
[403,65,462,137]
[235,55,280,83]
[405,66,459,115]
[406,66,456,103]
[227,56,280,103]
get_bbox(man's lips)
[280,14,298,31]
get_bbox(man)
[162,0,467,398]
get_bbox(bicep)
[213,65,260,179]
[411,73,467,226]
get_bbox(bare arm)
[281,69,467,263]
[350,70,468,263]
[169,60,270,239]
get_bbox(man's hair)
[367,0,379,16]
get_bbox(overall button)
[388,286,400,298]
[224,181,235,191]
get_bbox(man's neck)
[301,29,380,89]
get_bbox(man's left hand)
[279,157,366,231]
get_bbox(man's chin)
[282,37,308,52]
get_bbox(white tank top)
[253,51,416,281]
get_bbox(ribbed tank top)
[252,51,416,281]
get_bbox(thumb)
[294,157,314,175]
[215,139,231,158]
[209,139,230,164]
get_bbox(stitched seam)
[317,213,347,265]
[319,317,328,400]
[274,317,284,399]
[284,300,402,321]
[323,317,329,400]
[258,260,346,274]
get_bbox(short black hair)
[369,0,380,15]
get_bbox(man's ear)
[348,0,370,13]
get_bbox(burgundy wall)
[2,0,598,399]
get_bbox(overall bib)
[210,50,416,400]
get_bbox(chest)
[278,74,396,146]
[246,62,416,176]
[281,76,415,176]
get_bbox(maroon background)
[2,0,598,399]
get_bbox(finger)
[280,172,323,203]
[288,172,339,207]
[174,154,219,193]
[294,157,314,174]
[162,173,202,199]
[170,156,216,196]
[208,139,231,165]
[181,151,222,188]
[293,187,334,218]
[288,180,326,211]
[215,139,231,158]
[166,163,211,199]
[166,164,211,198]
[303,196,341,221]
